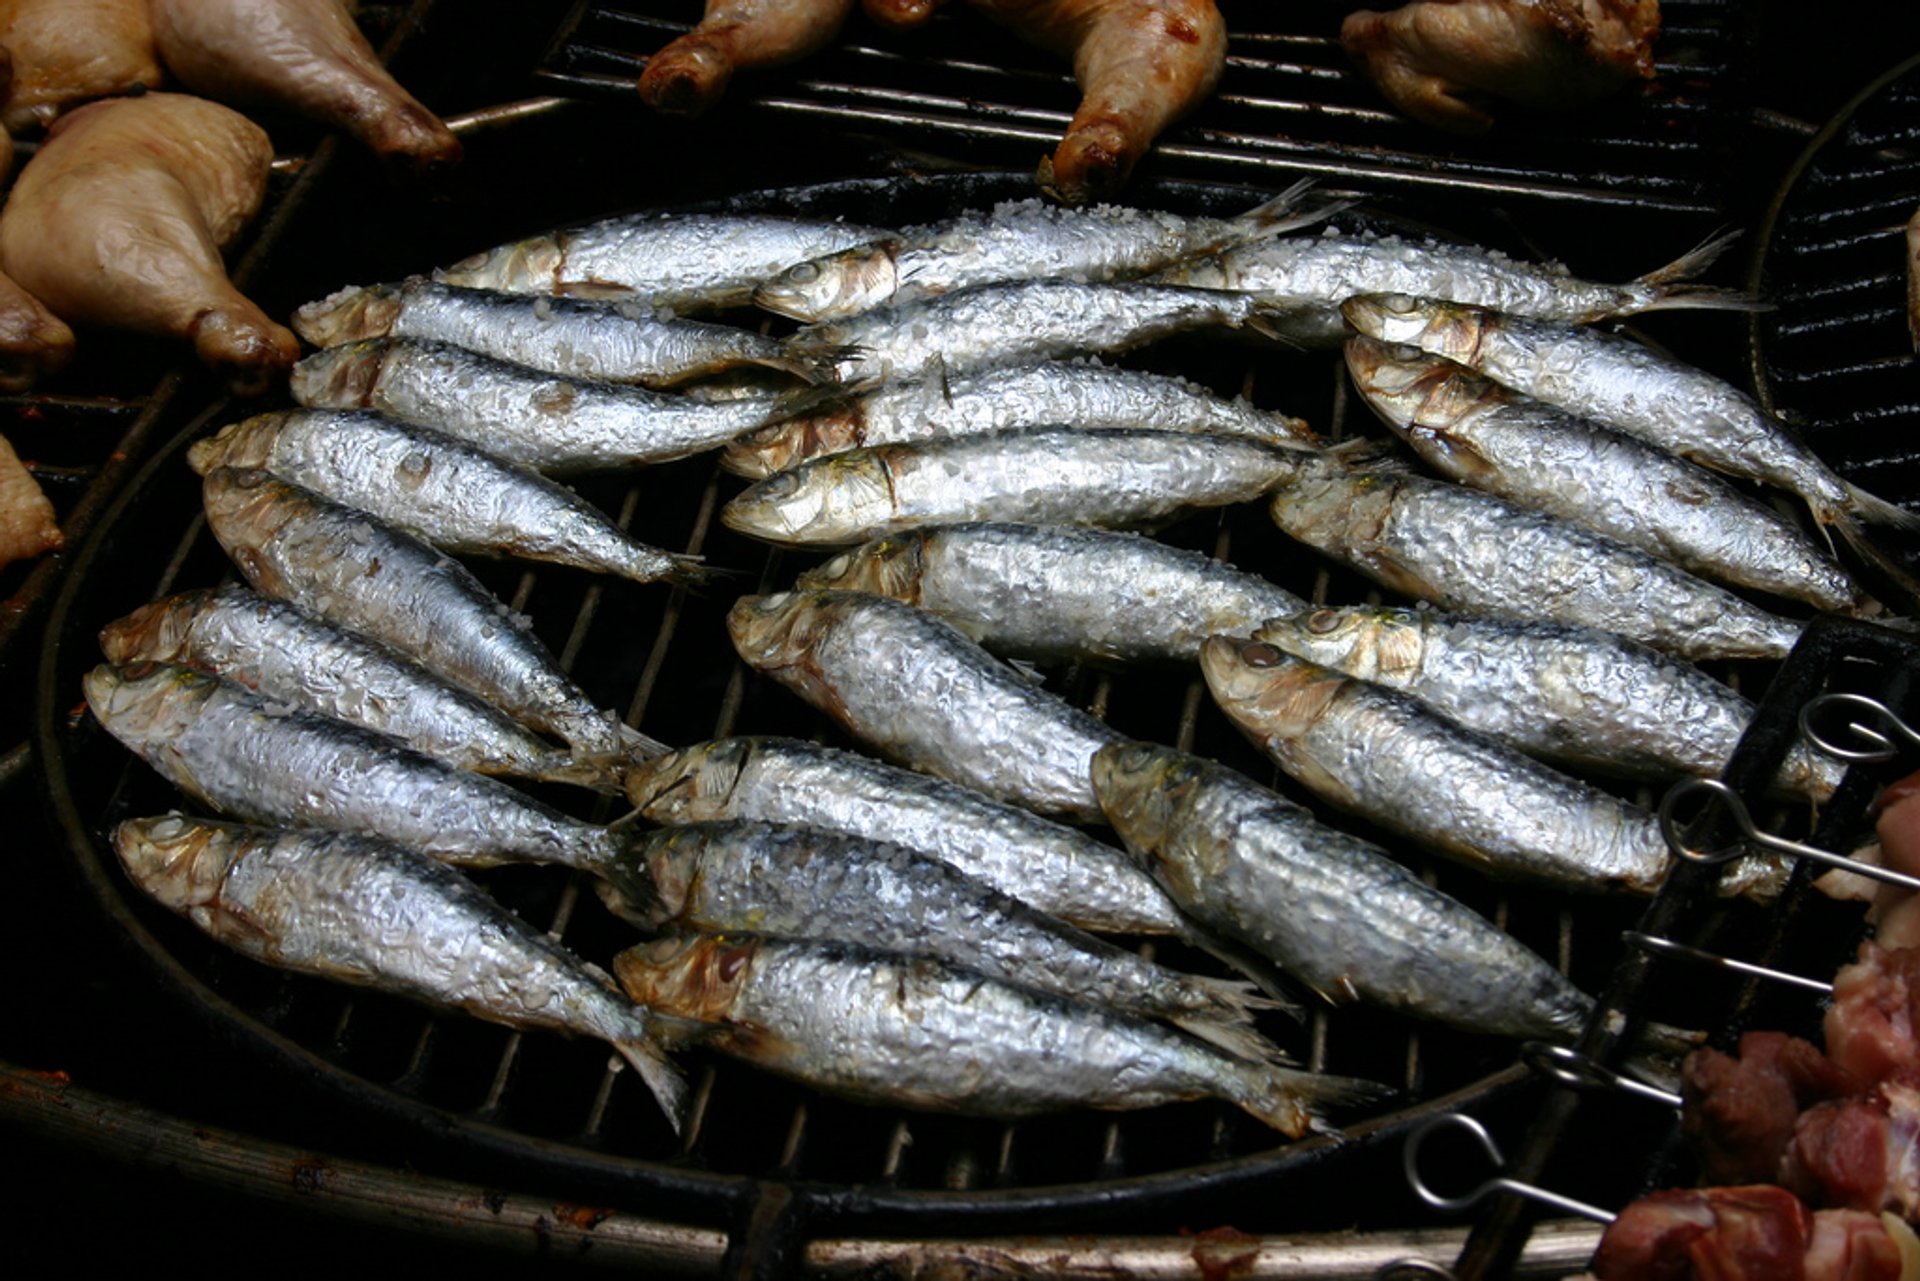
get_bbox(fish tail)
[1170,989,1297,1067]
[1617,283,1770,316]
[525,752,628,795]
[1237,179,1358,241]
[1229,1065,1392,1138]
[1830,505,1920,617]
[614,721,671,761]
[608,1023,694,1135]
[1635,228,1743,287]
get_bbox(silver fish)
[726,590,1123,822]
[99,586,617,792]
[1092,742,1594,1041]
[1198,637,1786,900]
[114,813,691,1131]
[1266,467,1805,662]
[435,211,891,310]
[721,359,1315,480]
[292,338,784,474]
[1252,604,1845,801]
[782,279,1294,386]
[1155,228,1748,343]
[614,934,1385,1135]
[189,410,704,585]
[291,277,826,388]
[200,467,661,760]
[723,428,1319,548]
[1344,337,1867,614]
[84,662,637,876]
[605,819,1286,1060]
[752,187,1321,322]
[623,736,1184,935]
[798,522,1307,664]
[1339,294,1917,540]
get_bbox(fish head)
[624,739,750,821]
[289,339,390,409]
[1344,337,1490,433]
[722,406,863,479]
[1200,637,1348,747]
[98,591,216,665]
[796,531,927,601]
[290,281,406,348]
[433,235,563,294]
[1340,294,1488,366]
[186,412,282,476]
[1268,466,1395,552]
[726,591,829,673]
[1090,741,1209,859]
[199,468,306,593]
[612,935,755,1023]
[754,243,899,322]
[1254,605,1428,686]
[110,813,244,915]
[84,660,217,738]
[721,457,893,547]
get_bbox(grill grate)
[536,0,1749,212]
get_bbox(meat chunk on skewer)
[1583,1184,1913,1281]
[972,0,1225,205]
[0,0,162,133]
[1682,1032,1863,1187]
[640,0,857,117]
[148,0,461,175]
[0,93,300,393]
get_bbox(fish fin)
[614,721,671,761]
[522,753,627,795]
[1172,1007,1297,1069]
[1182,923,1306,1020]
[609,1026,694,1135]
[1235,180,1359,241]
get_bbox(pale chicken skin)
[1341,0,1660,134]
[640,0,857,116]
[0,44,75,389]
[0,432,59,569]
[149,0,461,174]
[0,93,299,392]
[971,0,1226,205]
[0,0,162,132]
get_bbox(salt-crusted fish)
[291,277,829,388]
[1266,467,1805,662]
[292,338,783,474]
[781,278,1296,386]
[189,410,704,585]
[99,586,618,792]
[752,187,1324,322]
[726,590,1123,822]
[724,428,1321,548]
[623,736,1183,935]
[614,934,1385,1134]
[1344,337,1868,614]
[200,467,661,760]
[1252,605,1846,802]
[721,359,1315,479]
[1092,742,1595,1041]
[1340,294,1918,543]
[114,813,692,1131]
[605,819,1287,1060]
[1198,637,1786,900]
[1154,227,1749,346]
[84,662,638,876]
[434,210,890,310]
[798,522,1308,664]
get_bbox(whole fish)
[614,934,1386,1134]
[1198,637,1786,900]
[781,278,1296,386]
[1092,742,1594,1041]
[1266,467,1805,662]
[623,736,1184,935]
[434,210,891,310]
[1339,294,1918,542]
[291,277,829,388]
[752,187,1322,322]
[605,819,1286,1061]
[1344,337,1867,614]
[726,590,1123,822]
[721,359,1315,479]
[1154,228,1748,345]
[84,662,639,876]
[189,410,705,585]
[99,586,618,792]
[200,467,661,760]
[724,428,1321,548]
[292,338,784,474]
[1252,605,1846,802]
[114,813,692,1131]
[798,522,1308,664]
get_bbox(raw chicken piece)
[149,0,460,175]
[0,432,59,569]
[1826,943,1920,1093]
[1584,1185,1911,1281]
[1341,0,1660,134]
[0,0,162,132]
[1682,1032,1862,1187]
[0,93,299,393]
[1784,1079,1920,1219]
[970,0,1226,205]
[639,0,856,117]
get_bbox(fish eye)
[759,472,801,498]
[1306,610,1342,635]
[1241,642,1285,668]
[818,552,851,578]
[789,263,819,284]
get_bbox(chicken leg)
[639,0,856,117]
